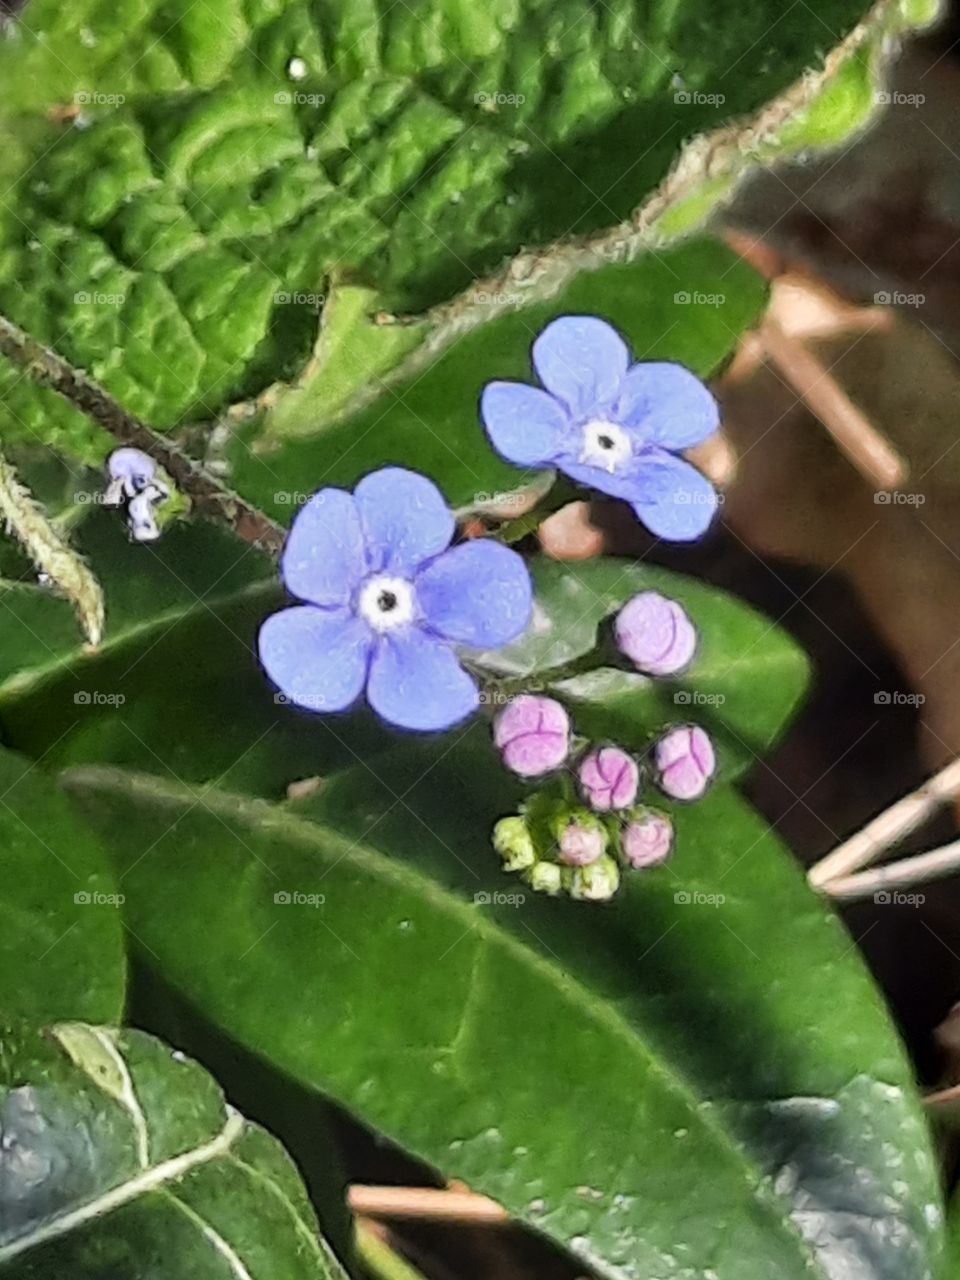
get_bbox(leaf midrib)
[0,1109,245,1262]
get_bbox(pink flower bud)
[493,695,570,777]
[557,821,606,867]
[622,812,674,868]
[655,725,715,800]
[615,592,697,676]
[578,746,639,811]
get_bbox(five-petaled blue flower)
[481,315,720,541]
[258,468,533,732]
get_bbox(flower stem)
[355,1221,431,1280]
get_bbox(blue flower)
[258,468,533,731]
[480,315,720,540]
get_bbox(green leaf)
[0,747,124,1025]
[0,506,275,706]
[0,0,928,455]
[476,555,810,773]
[63,749,944,1280]
[228,238,766,517]
[0,1021,348,1279]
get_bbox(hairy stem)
[0,314,285,557]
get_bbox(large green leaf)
[63,747,944,1280]
[0,0,931,457]
[0,748,124,1025]
[0,1021,347,1278]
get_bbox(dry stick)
[821,838,960,902]
[349,1185,509,1225]
[808,756,960,889]
[760,315,908,493]
[0,314,285,558]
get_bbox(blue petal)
[259,606,372,712]
[367,629,479,731]
[532,316,629,417]
[417,540,533,647]
[281,488,365,606]
[480,382,569,467]
[631,451,718,541]
[615,362,719,450]
[354,467,455,575]
[558,457,647,505]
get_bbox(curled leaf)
[0,444,104,647]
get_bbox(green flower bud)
[566,855,621,903]
[525,860,563,896]
[492,815,536,872]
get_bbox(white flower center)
[358,575,416,632]
[579,419,632,473]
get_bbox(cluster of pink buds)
[489,592,716,901]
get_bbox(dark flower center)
[597,434,615,450]
[377,590,398,613]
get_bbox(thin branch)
[808,756,960,888]
[760,315,907,492]
[0,314,285,557]
[820,838,960,902]
[349,1186,508,1225]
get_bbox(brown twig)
[349,1185,509,1225]
[760,314,908,492]
[820,838,960,902]
[809,756,960,888]
[0,314,285,557]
